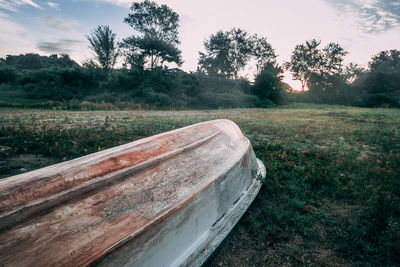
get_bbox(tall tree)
[285,39,348,92]
[284,39,322,91]
[251,34,277,74]
[229,28,253,79]
[321,43,348,75]
[198,28,255,79]
[198,30,234,77]
[86,25,118,71]
[121,0,182,70]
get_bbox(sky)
[0,0,399,90]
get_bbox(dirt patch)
[355,145,381,161]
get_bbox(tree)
[229,28,253,79]
[344,63,364,83]
[354,49,400,107]
[198,29,277,79]
[251,62,284,106]
[198,30,234,78]
[198,28,257,79]
[285,39,348,92]
[284,39,322,92]
[121,0,182,70]
[86,25,118,71]
[121,34,181,69]
[321,43,348,75]
[251,34,277,74]
[368,49,400,71]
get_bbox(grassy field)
[1,104,399,266]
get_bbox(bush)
[17,67,97,100]
[0,54,261,109]
[0,67,18,83]
[251,63,284,105]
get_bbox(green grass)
[1,105,399,266]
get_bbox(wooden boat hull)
[0,119,265,266]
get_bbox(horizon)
[1,0,399,90]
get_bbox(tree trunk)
[301,80,306,92]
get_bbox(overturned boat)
[0,119,265,266]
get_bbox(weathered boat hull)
[0,119,265,266]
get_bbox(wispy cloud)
[47,2,60,10]
[22,0,41,9]
[44,16,79,31]
[37,39,84,53]
[0,0,42,11]
[0,11,37,56]
[325,0,400,33]
[95,0,131,7]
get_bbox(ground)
[1,104,399,266]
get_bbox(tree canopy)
[354,49,400,106]
[285,39,347,92]
[121,0,182,70]
[86,25,118,71]
[251,34,277,74]
[251,62,284,106]
[0,53,79,70]
[198,30,234,78]
[198,28,276,79]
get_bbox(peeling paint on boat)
[0,119,265,266]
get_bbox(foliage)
[0,55,259,109]
[17,67,97,100]
[121,0,182,69]
[121,34,182,69]
[0,54,79,70]
[0,66,18,83]
[284,39,322,91]
[198,30,234,78]
[353,49,400,107]
[251,62,284,106]
[228,28,253,79]
[251,34,277,74]
[284,39,348,92]
[86,25,118,71]
[198,28,276,79]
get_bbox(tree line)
[1,0,399,108]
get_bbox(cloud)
[324,0,400,33]
[37,39,84,53]
[47,2,60,10]
[0,12,37,57]
[0,0,42,11]
[95,0,131,7]
[22,0,41,9]
[44,16,79,31]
